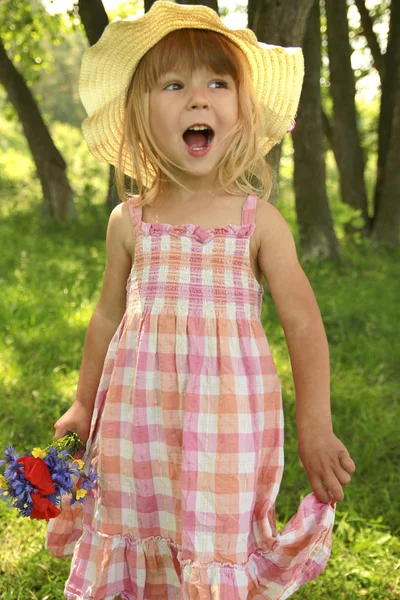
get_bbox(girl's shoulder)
[254,198,299,268]
[254,198,292,243]
[252,198,279,248]
[108,199,138,262]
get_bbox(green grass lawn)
[0,120,399,599]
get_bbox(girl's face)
[149,66,239,187]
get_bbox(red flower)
[30,492,61,521]
[17,455,56,495]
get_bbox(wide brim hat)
[79,0,304,180]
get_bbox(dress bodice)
[126,194,263,320]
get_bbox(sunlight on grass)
[65,303,95,328]
[0,503,48,572]
[0,147,34,182]
[0,506,71,600]
[0,348,24,387]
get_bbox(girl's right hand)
[53,401,93,444]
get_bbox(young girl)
[46,2,356,599]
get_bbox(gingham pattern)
[46,194,335,599]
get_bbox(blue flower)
[70,467,98,505]
[42,449,76,495]
[1,434,92,519]
[0,447,35,516]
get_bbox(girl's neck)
[142,188,247,229]
[155,181,241,208]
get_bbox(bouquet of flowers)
[0,432,97,521]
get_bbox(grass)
[0,118,399,599]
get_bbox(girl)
[46,2,356,599]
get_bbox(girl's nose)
[190,100,209,109]
[188,88,210,110]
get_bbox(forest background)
[0,0,399,598]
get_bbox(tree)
[292,0,339,260]
[175,0,218,12]
[368,0,400,244]
[371,0,400,244]
[247,0,315,205]
[354,0,385,81]
[76,0,122,211]
[0,0,77,219]
[325,0,369,233]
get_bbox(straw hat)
[79,0,304,179]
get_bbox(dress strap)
[126,196,142,234]
[241,194,257,225]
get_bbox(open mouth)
[182,126,215,151]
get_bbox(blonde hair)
[115,28,273,208]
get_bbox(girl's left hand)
[297,428,356,505]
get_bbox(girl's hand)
[297,428,356,505]
[54,401,93,444]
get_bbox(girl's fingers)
[332,463,352,487]
[311,456,354,504]
[314,469,345,503]
[339,450,356,473]
[54,429,65,440]
[323,476,344,503]
[54,422,68,440]
[310,475,332,504]
[319,454,352,501]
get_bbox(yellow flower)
[72,459,84,470]
[75,488,87,500]
[0,473,8,491]
[32,448,47,459]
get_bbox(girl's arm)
[256,201,356,505]
[54,202,133,442]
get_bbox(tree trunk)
[248,0,314,47]
[175,0,218,13]
[292,0,339,261]
[78,0,108,46]
[371,0,400,237]
[371,9,400,245]
[354,0,385,81]
[321,106,334,153]
[144,0,157,11]
[247,0,314,205]
[0,39,76,220]
[325,0,370,233]
[78,0,120,212]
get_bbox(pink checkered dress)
[46,193,335,599]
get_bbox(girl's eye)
[164,82,183,91]
[163,80,229,91]
[210,80,228,88]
